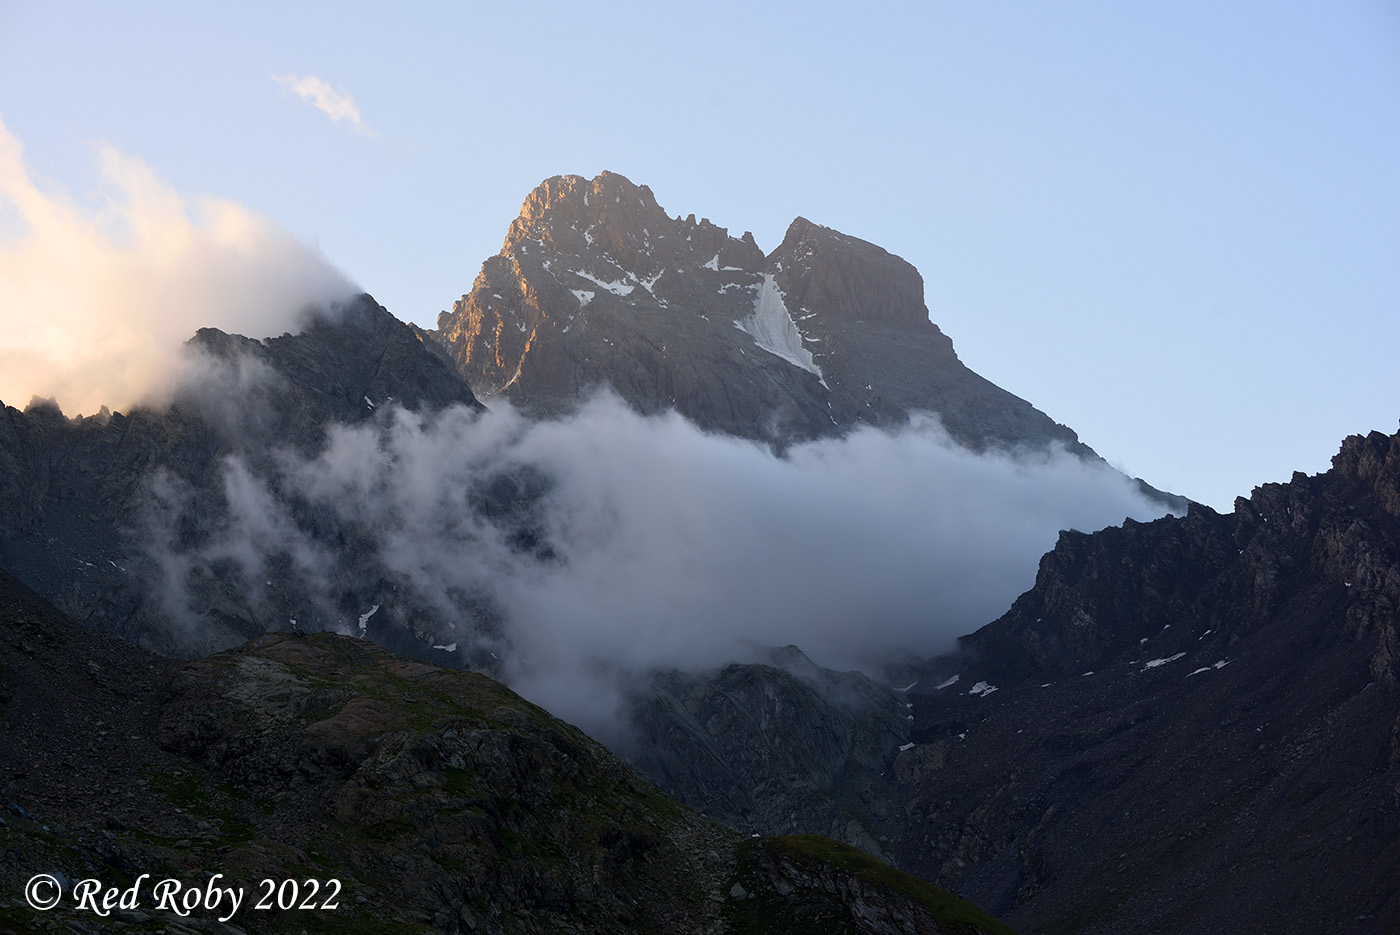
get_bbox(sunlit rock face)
[428,171,1137,465]
[429,170,827,440]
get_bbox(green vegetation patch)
[727,834,1017,935]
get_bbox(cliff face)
[886,429,1400,934]
[770,217,932,329]
[430,171,807,438]
[428,171,1164,488]
[962,430,1400,687]
[625,647,912,863]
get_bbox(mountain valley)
[0,171,1394,933]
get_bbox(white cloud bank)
[272,73,374,136]
[144,393,1172,737]
[0,118,357,415]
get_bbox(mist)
[0,118,356,416]
[142,392,1171,736]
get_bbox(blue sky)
[0,1,1396,509]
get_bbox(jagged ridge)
[883,428,1400,933]
[427,169,1174,505]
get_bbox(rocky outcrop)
[433,171,836,441]
[886,428,1400,934]
[187,294,483,448]
[961,429,1400,686]
[769,216,932,329]
[764,217,1104,458]
[730,835,1016,935]
[153,632,732,934]
[0,569,1014,935]
[625,647,911,861]
[428,171,1179,503]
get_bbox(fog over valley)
[140,390,1169,738]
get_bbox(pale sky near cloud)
[0,116,355,414]
[0,1,1396,510]
[272,73,374,136]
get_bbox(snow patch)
[898,742,915,752]
[968,681,998,697]
[934,675,959,690]
[571,289,595,307]
[571,269,634,296]
[734,274,824,382]
[357,603,380,638]
[433,642,458,652]
[703,253,720,271]
[1143,652,1187,669]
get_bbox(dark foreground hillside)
[894,429,1400,934]
[0,569,1011,935]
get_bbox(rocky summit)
[426,171,1174,498]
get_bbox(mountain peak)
[770,217,929,328]
[503,171,682,271]
[427,172,1172,483]
[510,171,660,227]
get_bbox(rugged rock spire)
[427,170,1167,488]
[770,216,932,329]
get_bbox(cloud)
[272,73,374,136]
[138,391,1173,740]
[0,118,357,416]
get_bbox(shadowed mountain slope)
[0,568,1013,935]
[882,428,1400,933]
[0,295,484,656]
